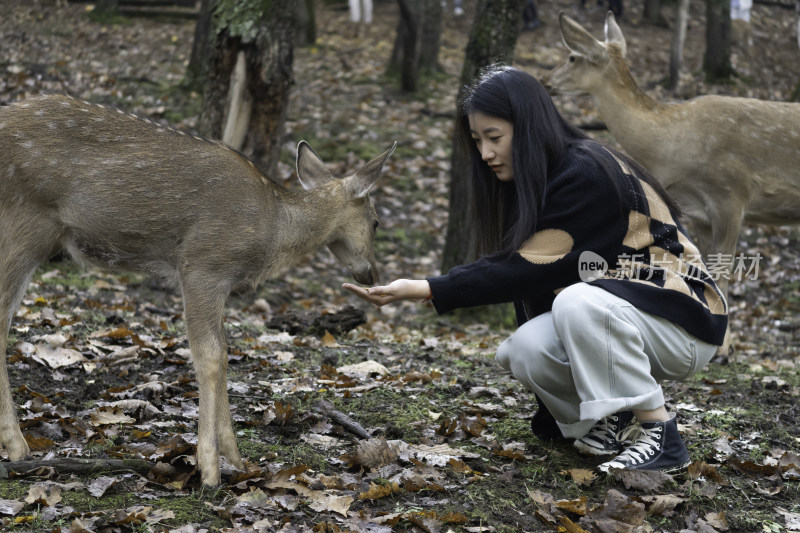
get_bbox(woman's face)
[468,111,514,182]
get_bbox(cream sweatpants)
[496,283,717,439]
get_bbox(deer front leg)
[1,214,60,461]
[181,278,243,486]
[0,328,30,461]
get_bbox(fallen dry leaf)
[342,438,398,469]
[586,489,646,526]
[25,484,62,507]
[336,360,389,377]
[32,344,86,369]
[358,481,402,500]
[555,495,588,515]
[778,450,800,480]
[688,461,729,484]
[90,406,136,426]
[0,499,25,516]
[321,330,338,347]
[559,468,597,487]
[704,510,729,531]
[612,468,674,491]
[776,507,800,530]
[87,476,118,498]
[402,442,481,467]
[637,494,685,516]
[305,491,354,517]
[558,515,591,533]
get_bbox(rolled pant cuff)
[557,387,665,439]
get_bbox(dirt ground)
[1,1,799,532]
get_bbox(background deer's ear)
[604,11,627,57]
[296,141,334,191]
[559,12,606,63]
[345,142,397,199]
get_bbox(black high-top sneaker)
[573,411,639,456]
[597,412,691,474]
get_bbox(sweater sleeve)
[428,150,626,315]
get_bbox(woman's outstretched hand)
[342,279,431,307]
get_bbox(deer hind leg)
[709,203,747,355]
[677,196,739,355]
[180,274,243,486]
[0,211,61,460]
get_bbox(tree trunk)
[667,0,689,91]
[294,0,317,46]
[197,0,295,177]
[796,0,800,51]
[389,0,443,92]
[186,0,214,90]
[441,0,525,272]
[94,0,119,16]
[643,0,666,26]
[703,0,734,81]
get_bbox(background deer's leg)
[180,273,242,486]
[0,210,60,460]
[711,201,747,355]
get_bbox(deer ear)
[604,11,627,57]
[559,11,606,63]
[345,142,397,199]
[296,141,334,191]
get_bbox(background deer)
[0,94,395,486]
[542,12,800,349]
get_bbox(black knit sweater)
[427,145,728,346]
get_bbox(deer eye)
[569,55,576,63]
[373,220,379,232]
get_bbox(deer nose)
[540,78,558,96]
[353,266,378,285]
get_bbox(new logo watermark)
[578,251,608,282]
[578,251,763,282]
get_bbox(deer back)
[543,12,800,223]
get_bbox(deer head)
[296,141,396,285]
[542,11,628,97]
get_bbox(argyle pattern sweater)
[427,145,728,346]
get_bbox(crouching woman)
[344,65,728,473]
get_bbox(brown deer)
[542,12,800,350]
[0,94,396,486]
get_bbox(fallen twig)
[0,458,153,479]
[314,399,370,439]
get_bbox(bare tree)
[389,0,443,92]
[703,0,734,81]
[643,0,667,26]
[441,0,526,272]
[667,0,690,91]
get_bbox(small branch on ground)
[0,458,153,479]
[314,399,371,439]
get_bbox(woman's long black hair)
[457,65,680,256]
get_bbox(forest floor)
[1,0,800,532]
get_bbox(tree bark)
[197,0,295,177]
[668,0,689,91]
[703,0,734,81]
[294,0,317,46]
[186,0,214,90]
[389,0,443,92]
[643,0,667,26]
[441,0,525,272]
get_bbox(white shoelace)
[610,426,663,465]
[585,417,616,442]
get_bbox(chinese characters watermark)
[578,251,763,283]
